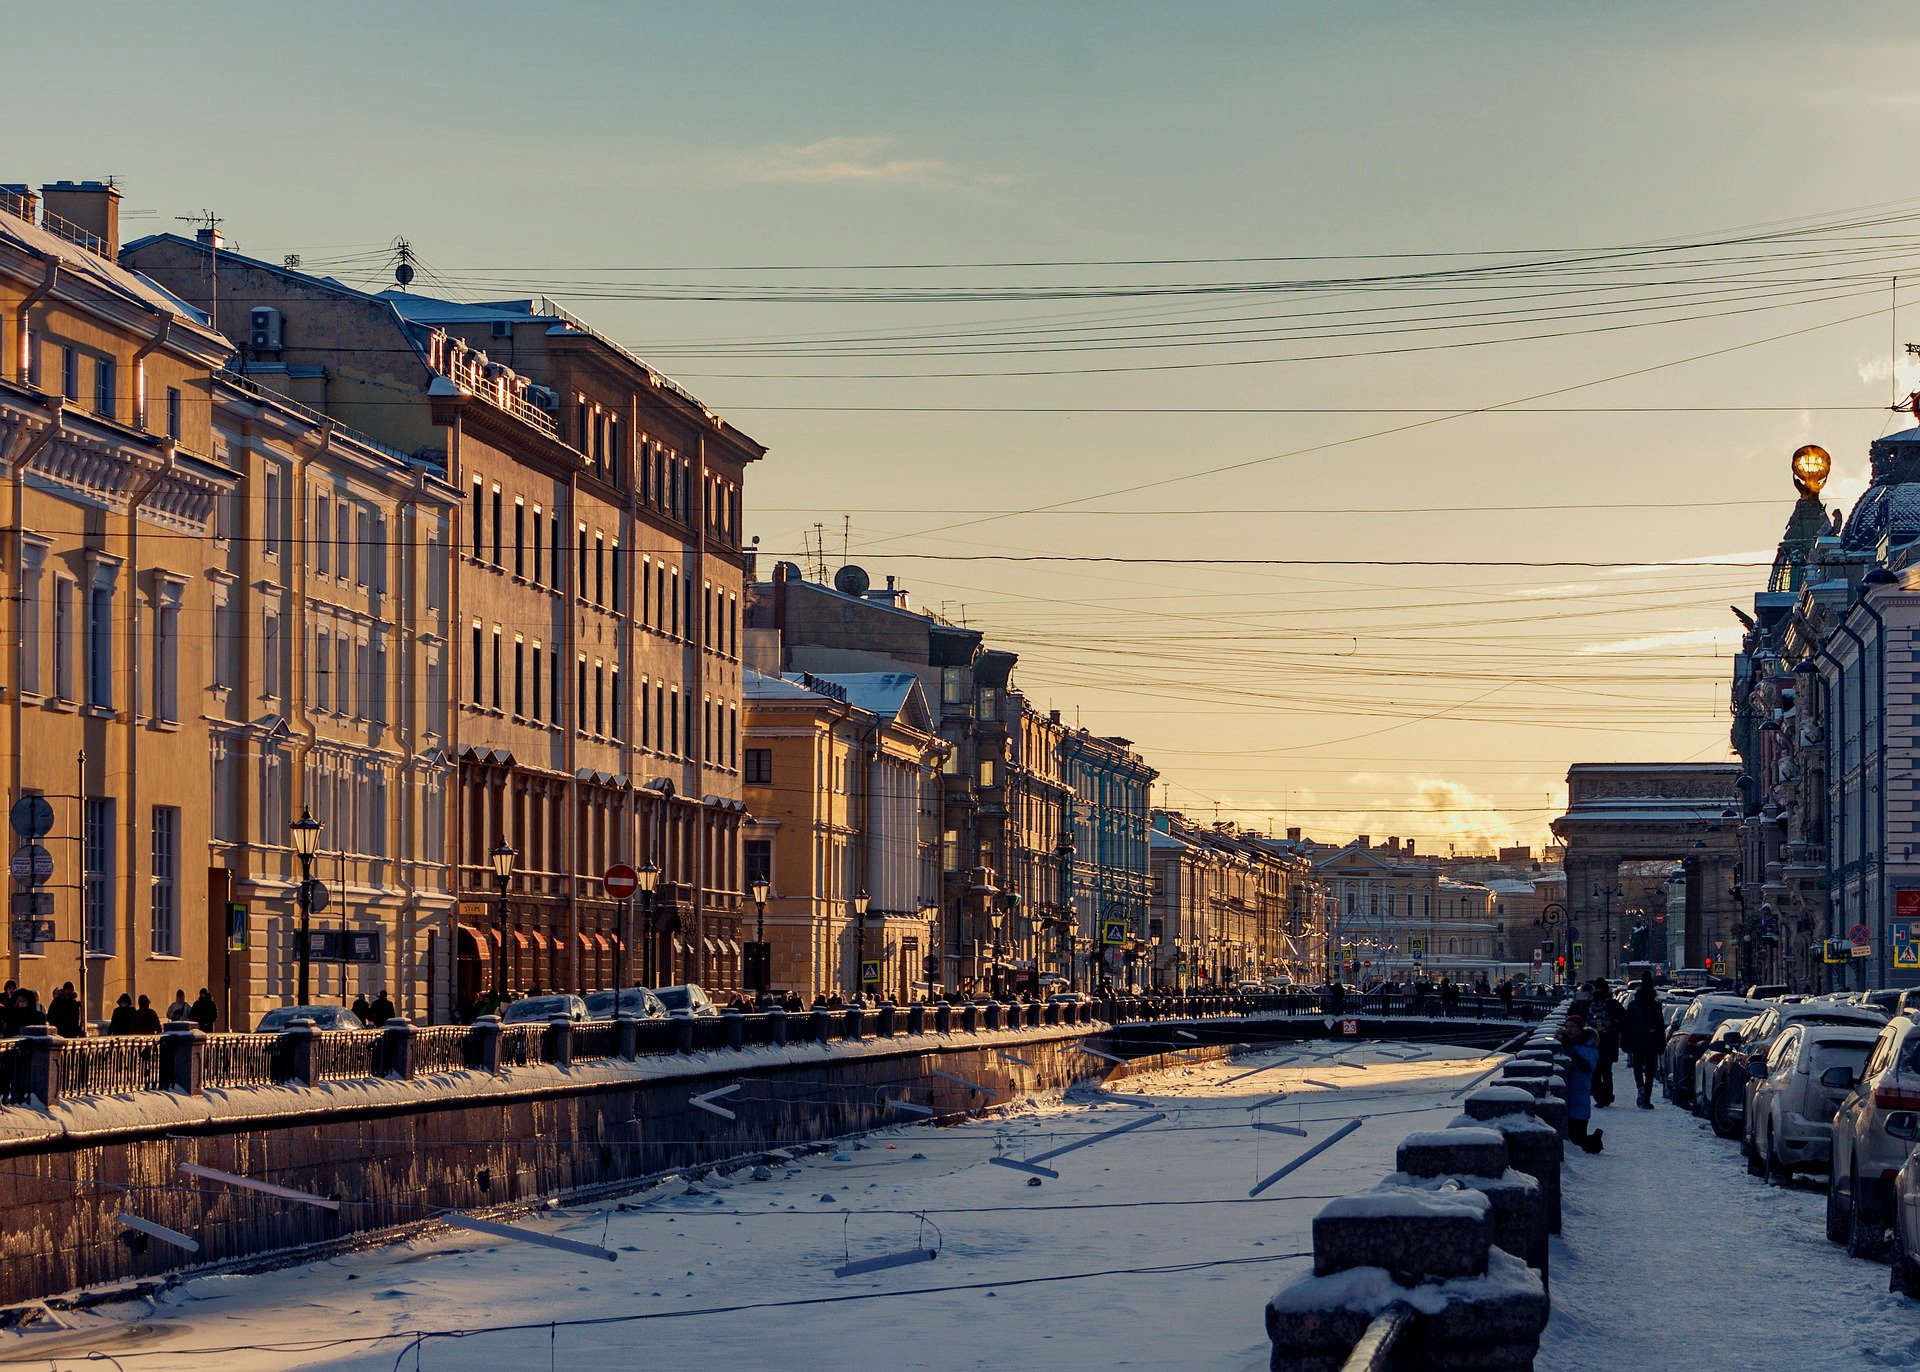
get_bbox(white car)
[1747,1022,1880,1181]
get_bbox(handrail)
[1342,1303,1416,1372]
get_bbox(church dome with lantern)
[1839,426,1920,551]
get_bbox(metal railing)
[59,1036,163,1096]
[14,989,1553,1106]
[201,1033,281,1089]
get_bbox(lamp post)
[637,862,659,987]
[750,875,770,997]
[988,906,1006,1000]
[489,840,516,1003]
[851,890,871,999]
[290,808,322,1006]
[1003,889,1021,996]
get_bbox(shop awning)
[511,930,530,950]
[703,937,719,956]
[456,923,494,949]
[527,929,548,951]
[728,939,743,957]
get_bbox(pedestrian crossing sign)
[860,960,880,985]
[1101,919,1127,946]
[1894,921,1919,970]
[1571,942,1584,967]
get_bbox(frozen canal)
[11,1041,1498,1371]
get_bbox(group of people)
[1557,971,1670,1155]
[349,990,396,1026]
[2,982,219,1038]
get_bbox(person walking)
[1559,1005,1605,1154]
[48,983,83,1038]
[351,992,372,1022]
[1622,971,1665,1108]
[166,989,191,1023]
[1589,980,1621,1109]
[1498,978,1515,1019]
[190,988,218,1033]
[368,988,395,1024]
[132,995,162,1034]
[107,994,137,1035]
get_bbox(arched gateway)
[1551,764,1740,980]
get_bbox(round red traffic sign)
[604,863,639,899]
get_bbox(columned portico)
[1552,764,1740,980]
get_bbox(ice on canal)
[24,1041,1500,1371]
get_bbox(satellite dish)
[394,262,415,288]
[834,564,871,597]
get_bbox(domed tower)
[1838,425,1920,553]
[1767,443,1833,593]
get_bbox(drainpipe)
[1855,586,1893,985]
[1834,618,1870,992]
[691,433,709,987]
[122,441,176,1007]
[5,402,61,986]
[131,319,172,431]
[564,467,579,993]
[12,260,57,384]
[392,469,422,1019]
[291,425,331,1002]
[1805,643,1846,992]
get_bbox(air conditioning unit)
[249,307,283,352]
[525,384,560,411]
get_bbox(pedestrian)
[48,983,83,1038]
[190,988,218,1033]
[107,994,137,1035]
[369,987,395,1024]
[132,995,162,1034]
[9,989,44,1033]
[1622,971,1664,1108]
[351,992,372,1022]
[1558,1006,1605,1154]
[1589,980,1621,1108]
[1441,977,1459,1017]
[1499,978,1515,1019]
[166,989,190,1023]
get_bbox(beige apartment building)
[0,182,236,1022]
[742,669,945,1001]
[126,234,764,1012]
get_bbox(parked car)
[1830,1016,1920,1257]
[255,1005,365,1032]
[500,993,589,1025]
[1887,1129,1920,1295]
[1715,1001,1885,1140]
[653,984,719,1018]
[1743,984,1790,1000]
[1747,1023,1880,1182]
[1694,1018,1755,1117]
[1047,991,1092,1006]
[1662,995,1768,1108]
[583,987,668,1020]
[1855,989,1906,1016]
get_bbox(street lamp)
[750,874,771,997]
[490,840,516,1003]
[1003,889,1021,997]
[851,890,871,999]
[636,862,660,987]
[989,906,1006,1000]
[289,807,322,1006]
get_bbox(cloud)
[725,136,1007,192]
[1579,627,1737,655]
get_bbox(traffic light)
[922,953,939,980]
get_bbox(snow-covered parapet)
[1313,1183,1492,1282]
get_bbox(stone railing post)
[811,1008,832,1044]
[983,1003,1002,1031]
[725,1011,746,1051]
[960,1004,979,1034]
[468,1014,502,1074]
[159,1022,205,1095]
[934,1003,952,1034]
[768,1006,789,1047]
[543,1015,574,1068]
[381,1017,416,1080]
[17,1025,64,1107]
[843,1007,865,1040]
[676,1016,697,1054]
[277,1021,317,1086]
[617,1015,641,1059]
[906,1004,926,1035]
[876,1004,896,1037]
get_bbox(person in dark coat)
[1589,981,1621,1108]
[1621,971,1665,1108]
[368,989,395,1024]
[107,994,137,1035]
[8,989,44,1033]
[1440,978,1459,1017]
[132,995,162,1034]
[1558,1006,1605,1154]
[190,989,218,1033]
[47,983,83,1038]
[351,993,373,1022]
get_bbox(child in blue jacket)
[1559,1005,1605,1154]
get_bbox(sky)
[14,1,1920,852]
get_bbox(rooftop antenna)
[804,524,829,582]
[390,236,416,289]
[177,210,222,329]
[842,513,851,572]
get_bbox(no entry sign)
[604,863,638,899]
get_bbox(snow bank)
[1269,1244,1540,1317]
[1319,1184,1490,1222]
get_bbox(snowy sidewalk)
[1539,1094,1920,1370]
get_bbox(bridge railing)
[4,988,1553,1108]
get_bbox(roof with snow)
[1,214,220,337]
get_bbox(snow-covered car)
[1662,995,1768,1107]
[500,993,588,1025]
[1693,1018,1755,1117]
[1747,1023,1879,1182]
[1718,1002,1886,1141]
[653,984,719,1018]
[255,1005,366,1032]
[583,987,668,1020]
[1830,1016,1920,1257]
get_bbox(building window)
[942,667,966,705]
[670,568,681,636]
[470,477,484,558]
[150,806,179,956]
[640,676,651,747]
[610,542,622,613]
[166,386,182,440]
[514,498,526,577]
[531,642,543,721]
[263,469,283,558]
[610,668,621,740]
[151,591,179,722]
[61,347,77,401]
[470,621,483,705]
[979,757,996,788]
[595,532,605,606]
[577,656,588,728]
[355,510,372,586]
[85,573,114,708]
[491,485,503,566]
[577,524,588,597]
[84,797,114,956]
[551,650,562,727]
[263,611,281,698]
[52,577,74,701]
[745,838,772,889]
[314,494,331,575]
[729,705,738,769]
[337,503,351,583]
[550,513,561,586]
[491,626,502,710]
[669,686,680,754]
[513,637,525,716]
[594,660,605,735]
[94,358,115,417]
[744,748,772,784]
[314,629,331,710]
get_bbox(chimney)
[1387,836,1399,852]
[1357,834,1370,849]
[196,225,224,250]
[1286,826,1301,842]
[39,180,120,257]
[1049,709,1061,724]
[1404,839,1415,856]
[0,185,36,224]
